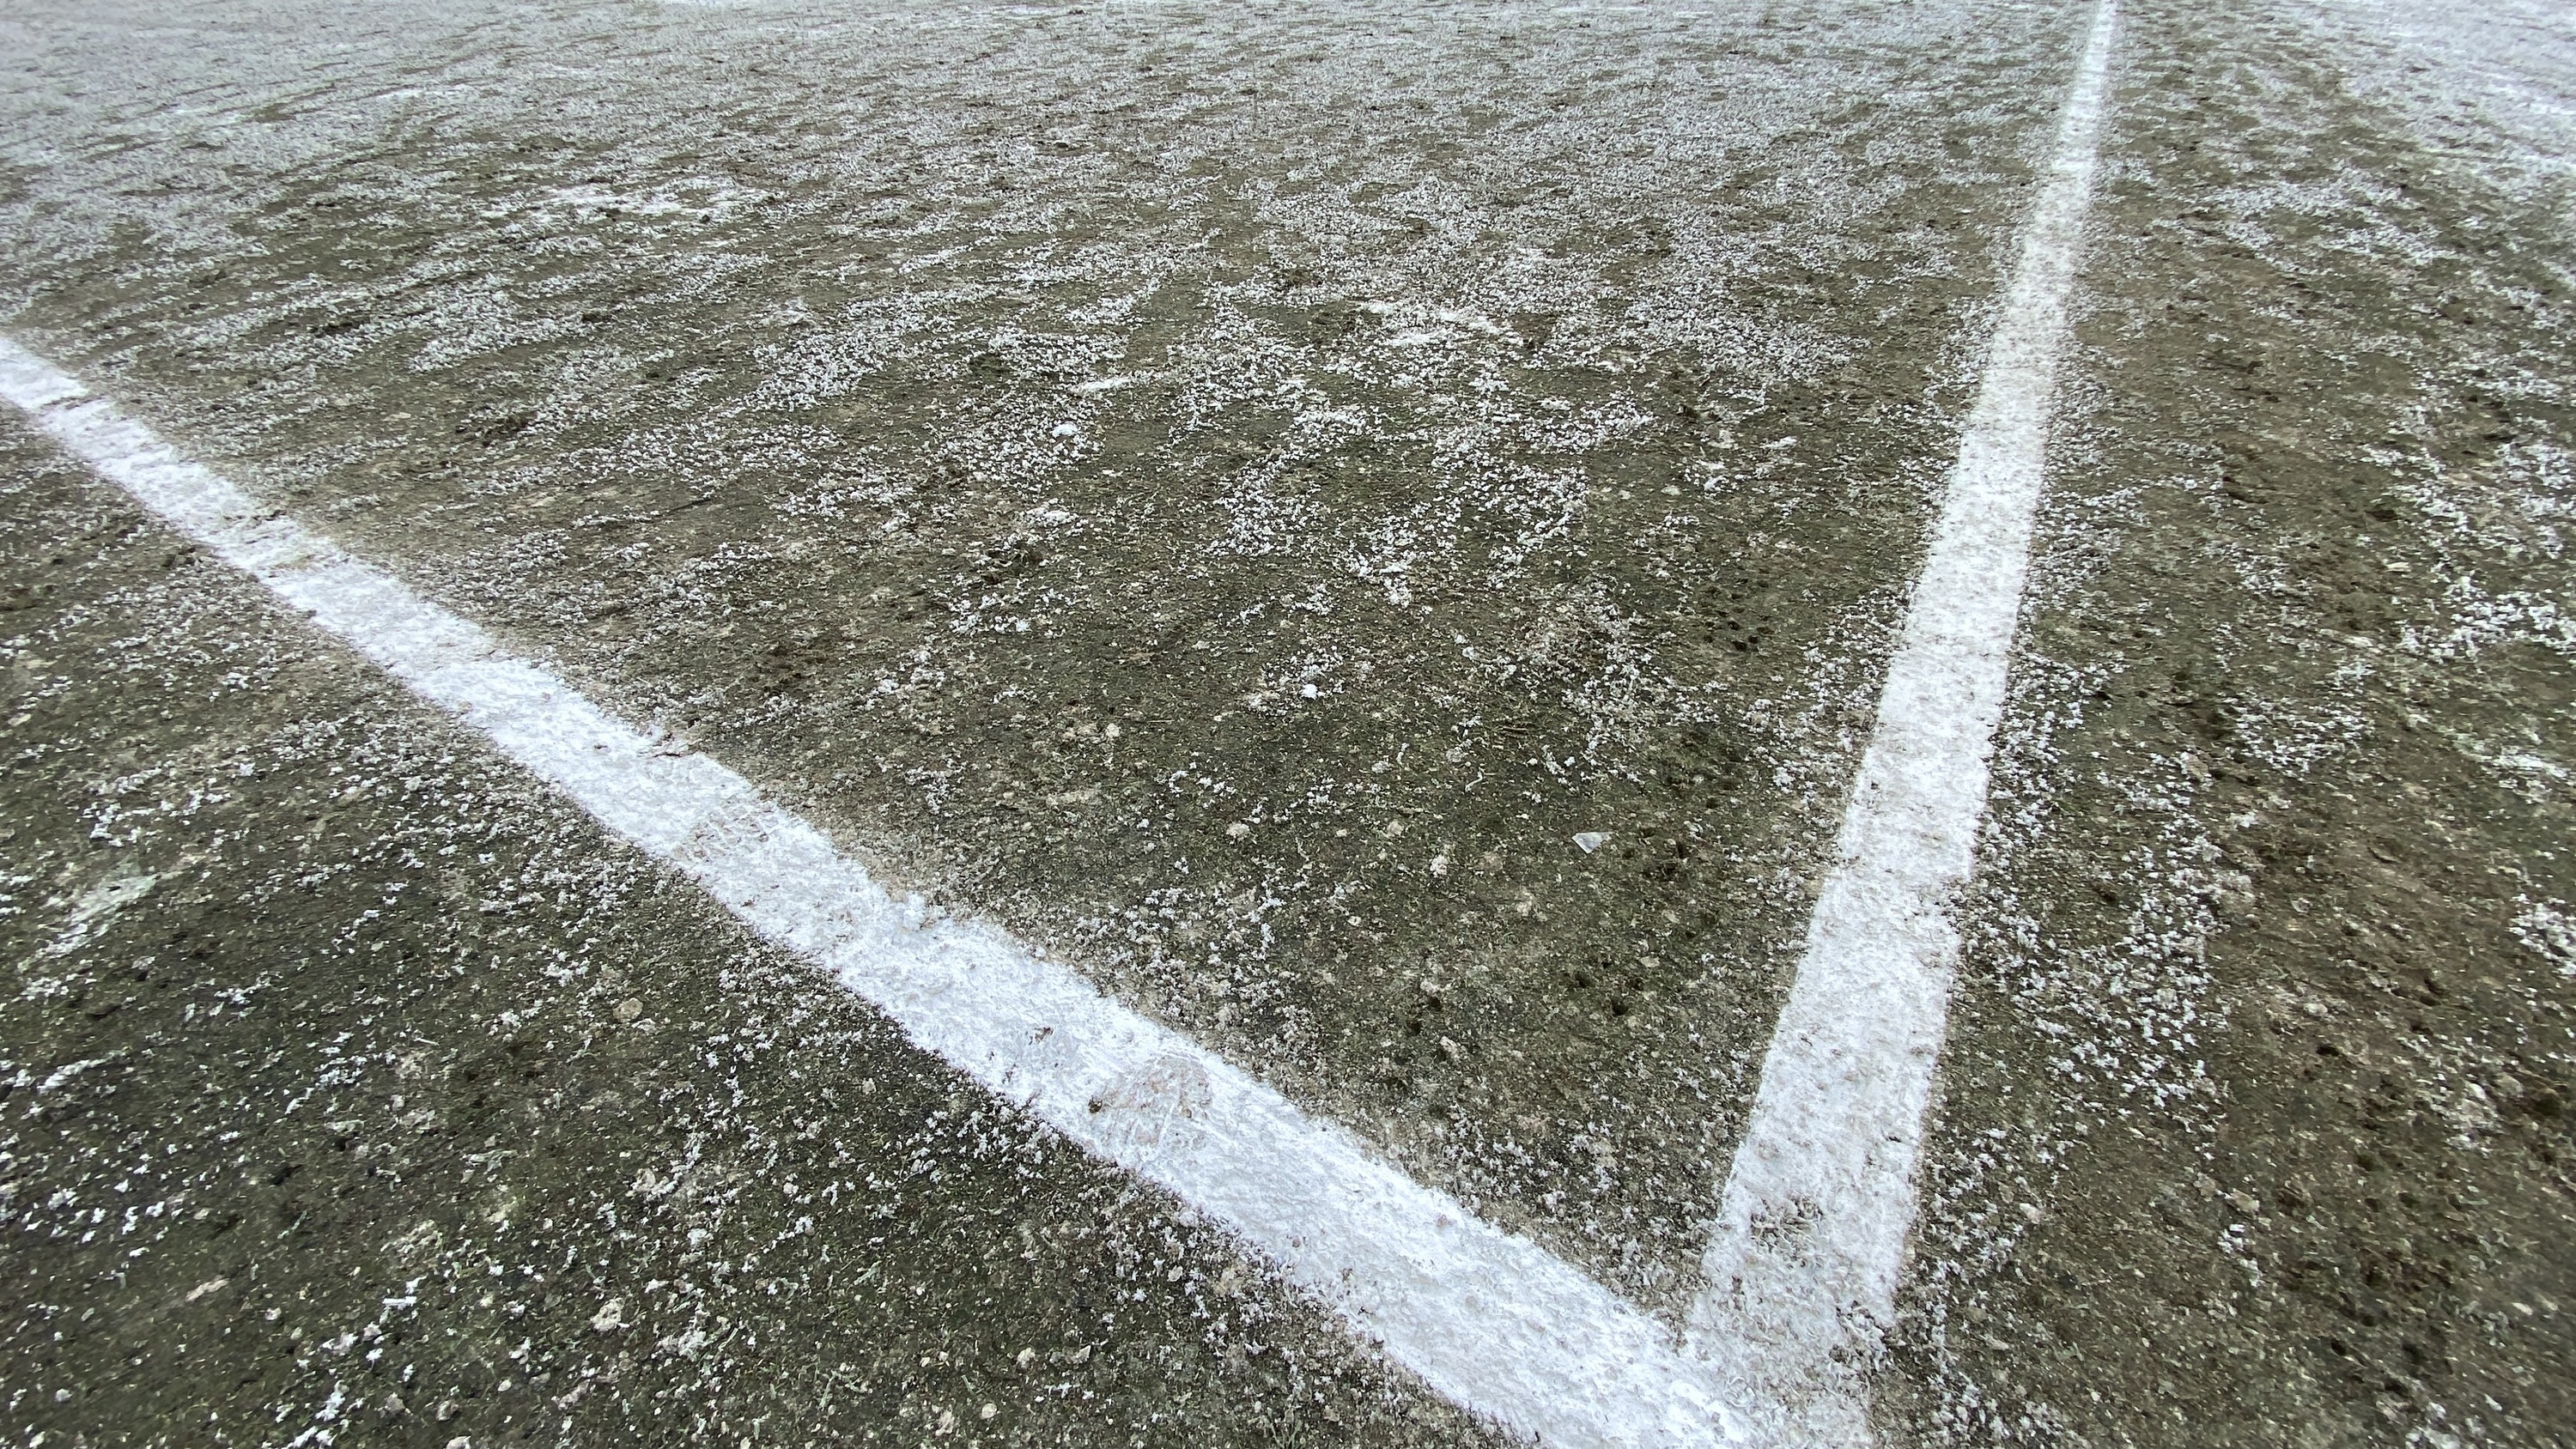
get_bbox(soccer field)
[2,0,2571,1444]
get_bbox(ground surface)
[1,0,2571,1445]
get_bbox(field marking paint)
[0,336,1749,1449]
[1685,0,2121,1440]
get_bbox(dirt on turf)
[0,0,2087,1315]
[1889,1,2576,1444]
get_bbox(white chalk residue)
[0,334,1748,1449]
[1685,2,2122,1440]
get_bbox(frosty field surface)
[0,0,2088,1319]
[3,0,2574,1446]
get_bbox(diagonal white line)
[0,334,1750,1449]
[1685,1,2122,1440]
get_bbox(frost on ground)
[0,419,1497,1446]
[2296,0,2576,215]
[2513,898,2576,980]
[1890,3,2576,1445]
[4,0,2572,1444]
[0,0,2087,1310]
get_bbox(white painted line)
[1685,0,2122,1440]
[0,335,1748,1449]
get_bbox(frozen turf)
[4,0,2574,1446]
[0,330,1742,1446]
[1689,4,2117,1440]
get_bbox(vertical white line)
[0,336,1752,1449]
[1685,2,2120,1440]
